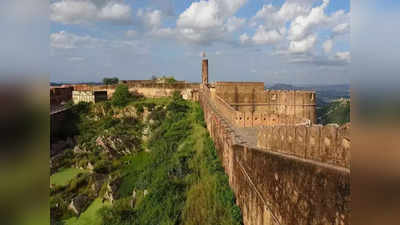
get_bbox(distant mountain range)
[50,82,103,86]
[267,83,350,107]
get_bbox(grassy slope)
[54,97,242,225]
[318,99,350,125]
[64,198,111,225]
[51,168,88,186]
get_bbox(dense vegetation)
[111,84,132,107]
[103,77,119,85]
[317,99,350,125]
[50,92,242,225]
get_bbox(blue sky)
[50,0,350,85]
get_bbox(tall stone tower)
[202,52,208,85]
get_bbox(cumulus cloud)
[176,0,247,44]
[252,1,311,29]
[288,34,317,54]
[332,23,350,36]
[335,51,351,63]
[50,0,132,24]
[137,9,162,29]
[288,0,330,41]
[50,30,146,52]
[50,31,103,49]
[240,33,250,44]
[98,1,132,22]
[225,17,246,32]
[252,26,285,45]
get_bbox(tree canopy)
[112,84,130,107]
[103,77,119,85]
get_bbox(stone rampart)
[210,82,316,126]
[70,82,200,101]
[257,124,350,168]
[199,89,350,225]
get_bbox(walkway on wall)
[206,92,259,148]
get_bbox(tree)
[112,84,130,107]
[103,77,119,85]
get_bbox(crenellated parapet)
[257,123,350,168]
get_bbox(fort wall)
[70,82,200,101]
[257,123,350,168]
[72,90,107,104]
[211,82,316,126]
[199,89,350,225]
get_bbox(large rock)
[130,189,137,208]
[68,194,89,215]
[96,135,135,156]
[73,144,87,154]
[103,177,121,204]
[90,173,107,195]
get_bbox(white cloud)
[176,0,248,44]
[50,31,147,54]
[215,51,222,55]
[323,39,333,54]
[289,34,317,54]
[50,31,103,49]
[177,0,222,29]
[98,2,132,22]
[240,33,250,44]
[253,1,311,29]
[288,0,330,41]
[333,23,350,36]
[137,9,162,29]
[335,51,351,63]
[149,27,175,39]
[225,17,246,32]
[50,0,132,24]
[252,26,285,45]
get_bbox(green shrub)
[94,160,112,174]
[98,198,135,225]
[103,77,119,85]
[112,84,131,107]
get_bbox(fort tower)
[202,53,209,85]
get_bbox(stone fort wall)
[199,88,350,225]
[257,123,350,168]
[71,82,200,101]
[211,82,316,126]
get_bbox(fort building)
[72,90,107,104]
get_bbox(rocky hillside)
[50,93,242,225]
[317,98,350,125]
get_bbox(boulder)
[73,145,86,154]
[103,177,121,204]
[90,173,107,195]
[87,162,94,171]
[96,135,135,156]
[130,189,137,208]
[68,194,89,215]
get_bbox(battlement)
[257,123,350,168]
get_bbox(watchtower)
[202,52,208,85]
